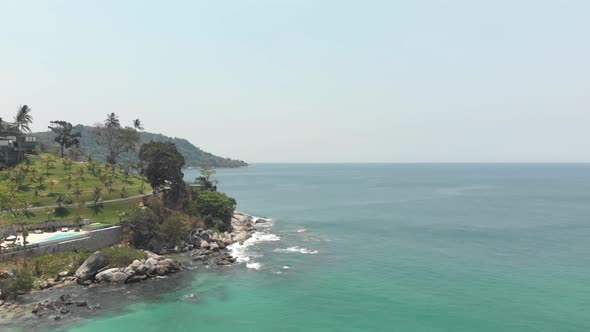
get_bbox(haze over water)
[38,164,590,331]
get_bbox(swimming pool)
[43,232,85,242]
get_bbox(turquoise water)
[41,164,590,331]
[43,232,84,242]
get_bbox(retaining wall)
[0,226,123,258]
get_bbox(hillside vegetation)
[35,125,248,168]
[0,153,150,224]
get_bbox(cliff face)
[34,125,248,168]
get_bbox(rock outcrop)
[92,252,181,285]
[75,251,108,283]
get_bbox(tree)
[91,186,102,214]
[192,191,236,231]
[127,208,160,251]
[133,119,144,131]
[196,164,218,191]
[48,121,81,158]
[14,105,33,133]
[115,210,128,223]
[139,142,185,195]
[45,208,55,223]
[105,112,120,128]
[94,113,139,164]
[43,156,56,176]
[48,179,59,193]
[0,189,32,265]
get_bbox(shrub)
[193,191,236,232]
[102,247,145,267]
[28,251,92,278]
[127,208,161,251]
[160,212,190,245]
[2,269,34,300]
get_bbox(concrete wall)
[0,226,123,258]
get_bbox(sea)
[7,164,590,331]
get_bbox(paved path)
[5,193,153,213]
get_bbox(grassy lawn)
[0,153,151,224]
[17,199,142,225]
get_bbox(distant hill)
[34,125,248,168]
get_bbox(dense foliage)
[139,141,185,195]
[191,191,236,232]
[93,113,140,164]
[34,126,247,168]
[48,120,81,158]
[0,269,34,300]
[126,198,196,251]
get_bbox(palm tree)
[105,113,120,128]
[133,119,144,131]
[15,105,33,133]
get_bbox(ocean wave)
[228,231,280,265]
[246,262,262,270]
[274,246,318,255]
[296,229,307,233]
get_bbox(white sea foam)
[282,266,291,270]
[228,231,280,266]
[274,246,319,255]
[246,262,262,270]
[296,229,307,233]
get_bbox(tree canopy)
[94,113,140,164]
[48,120,81,158]
[15,105,33,133]
[139,141,185,194]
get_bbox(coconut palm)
[105,112,120,128]
[14,105,33,133]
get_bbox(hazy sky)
[1,0,589,163]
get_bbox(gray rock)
[156,265,168,276]
[126,275,148,283]
[76,301,88,307]
[75,251,108,283]
[200,240,210,249]
[145,257,159,268]
[123,266,135,276]
[135,264,147,275]
[210,242,220,252]
[111,272,129,284]
[232,232,249,243]
[95,268,121,283]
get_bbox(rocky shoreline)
[0,211,264,324]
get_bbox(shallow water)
[7,164,590,331]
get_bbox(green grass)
[0,153,151,224]
[15,199,143,225]
[1,247,146,281]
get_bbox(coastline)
[0,211,267,329]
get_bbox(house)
[0,118,38,167]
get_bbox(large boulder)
[95,268,120,283]
[111,272,129,284]
[158,259,180,272]
[232,232,249,243]
[75,251,108,283]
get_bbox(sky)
[1,0,589,163]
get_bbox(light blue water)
[24,164,590,331]
[43,232,84,242]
